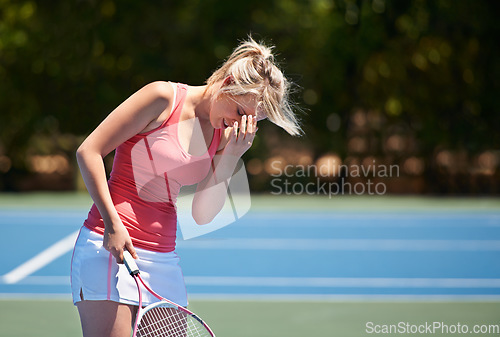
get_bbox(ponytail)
[206,36,302,136]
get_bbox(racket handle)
[123,251,140,275]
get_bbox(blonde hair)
[206,37,302,136]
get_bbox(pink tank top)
[83,83,222,252]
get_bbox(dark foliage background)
[0,0,498,193]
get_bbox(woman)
[71,37,301,336]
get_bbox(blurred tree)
[0,0,498,192]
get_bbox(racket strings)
[137,306,211,337]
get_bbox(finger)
[252,116,259,136]
[245,123,256,142]
[246,131,256,144]
[125,242,138,259]
[248,115,257,135]
[233,121,238,139]
[247,115,254,134]
[116,249,124,264]
[239,115,247,139]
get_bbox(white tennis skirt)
[71,226,188,307]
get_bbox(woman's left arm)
[192,115,257,225]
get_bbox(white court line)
[177,238,500,251]
[5,275,500,289]
[2,293,500,302]
[184,276,500,288]
[4,276,70,285]
[187,293,500,303]
[1,230,79,284]
[0,211,86,219]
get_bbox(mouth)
[223,118,229,129]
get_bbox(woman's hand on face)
[103,221,138,263]
[224,114,258,157]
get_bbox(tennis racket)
[123,251,216,337]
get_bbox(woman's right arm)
[76,81,173,262]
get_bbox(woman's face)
[210,93,265,130]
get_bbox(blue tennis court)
[2,200,500,300]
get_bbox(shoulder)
[140,81,174,102]
[125,81,176,134]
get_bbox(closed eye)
[237,107,245,116]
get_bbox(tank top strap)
[164,82,188,127]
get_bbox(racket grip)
[123,251,140,275]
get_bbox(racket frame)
[123,251,216,337]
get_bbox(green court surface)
[1,299,500,336]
